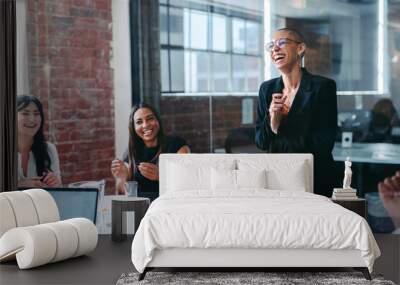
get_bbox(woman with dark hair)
[366,98,400,142]
[111,103,190,199]
[17,95,62,187]
[255,27,338,197]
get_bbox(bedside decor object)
[343,157,353,189]
[332,157,358,200]
[112,197,150,242]
[0,189,98,269]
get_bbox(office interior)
[12,0,400,233]
[1,0,399,283]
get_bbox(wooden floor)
[1,234,397,284]
[0,235,134,285]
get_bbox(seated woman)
[111,103,190,200]
[363,99,400,192]
[365,98,399,143]
[17,95,62,188]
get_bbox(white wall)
[112,0,132,158]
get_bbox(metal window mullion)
[228,15,233,93]
[188,8,192,93]
[244,20,249,92]
[207,7,213,152]
[167,3,172,93]
[207,7,212,93]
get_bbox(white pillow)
[167,162,210,191]
[211,168,236,190]
[265,162,307,191]
[166,160,236,192]
[238,159,309,192]
[211,169,267,191]
[236,169,267,189]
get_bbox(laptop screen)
[18,187,99,223]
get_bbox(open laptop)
[18,187,99,224]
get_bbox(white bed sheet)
[131,190,380,273]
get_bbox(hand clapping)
[269,93,288,133]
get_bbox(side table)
[112,197,150,242]
[331,198,366,219]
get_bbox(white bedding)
[131,190,380,273]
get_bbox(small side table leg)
[112,201,123,241]
[357,163,364,197]
[134,201,150,234]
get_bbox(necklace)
[283,85,299,108]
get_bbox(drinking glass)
[125,181,138,197]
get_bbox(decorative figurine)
[332,157,357,199]
[343,157,353,189]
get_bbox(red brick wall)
[160,96,258,153]
[160,97,211,153]
[26,0,115,190]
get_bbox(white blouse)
[18,142,61,181]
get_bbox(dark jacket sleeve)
[255,82,277,151]
[309,79,337,158]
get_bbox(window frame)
[160,0,264,96]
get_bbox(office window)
[169,7,184,46]
[190,51,210,92]
[161,49,170,92]
[170,49,185,91]
[211,53,230,92]
[190,10,208,50]
[160,0,263,94]
[159,6,168,45]
[246,21,260,55]
[212,14,227,52]
[232,18,246,53]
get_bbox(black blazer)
[255,68,338,196]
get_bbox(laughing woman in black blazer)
[255,28,338,197]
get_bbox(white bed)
[131,154,380,280]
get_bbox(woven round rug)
[116,271,395,285]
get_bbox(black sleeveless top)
[133,136,187,200]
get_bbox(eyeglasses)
[265,38,302,52]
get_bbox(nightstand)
[111,197,150,242]
[331,198,366,219]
